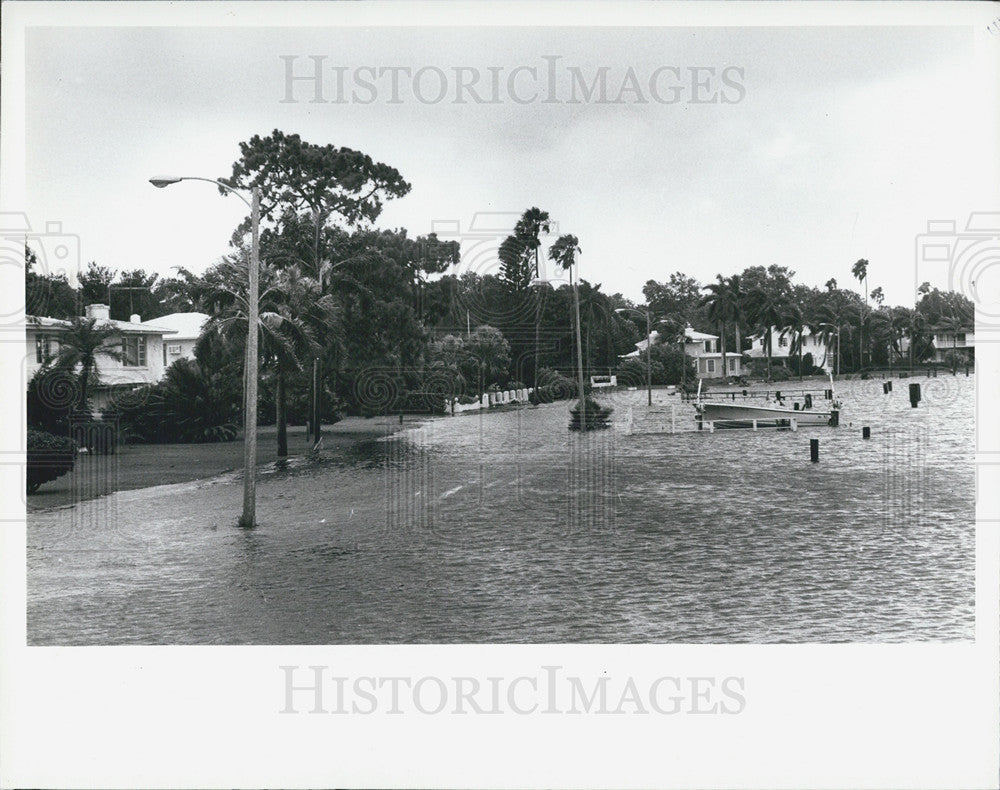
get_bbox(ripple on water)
[28,377,975,644]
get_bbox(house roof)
[140,311,209,340]
[26,314,177,335]
[621,326,721,358]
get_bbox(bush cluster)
[101,358,241,444]
[529,367,578,404]
[26,429,76,493]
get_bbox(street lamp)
[818,322,842,378]
[150,175,261,528]
[615,307,652,406]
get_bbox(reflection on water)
[28,375,975,644]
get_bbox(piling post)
[671,404,676,434]
[791,418,798,432]
[909,382,921,408]
[862,426,871,439]
[810,438,819,462]
[752,419,758,431]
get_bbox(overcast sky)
[22,17,999,308]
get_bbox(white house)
[620,326,743,379]
[26,303,178,412]
[930,327,975,363]
[748,327,834,373]
[140,311,209,367]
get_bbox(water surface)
[27,374,975,644]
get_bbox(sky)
[20,15,1000,310]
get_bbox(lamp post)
[616,307,652,406]
[570,260,587,426]
[150,176,260,528]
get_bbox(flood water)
[27,374,975,644]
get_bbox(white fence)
[448,388,533,414]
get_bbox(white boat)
[693,377,841,429]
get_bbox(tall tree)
[745,288,788,382]
[78,261,115,308]
[220,130,411,278]
[851,258,869,368]
[503,208,550,392]
[699,274,741,378]
[111,268,159,321]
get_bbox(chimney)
[85,304,110,321]
[130,314,141,324]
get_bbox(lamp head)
[149,176,182,188]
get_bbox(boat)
[693,376,841,429]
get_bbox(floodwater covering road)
[28,375,975,644]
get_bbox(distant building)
[140,311,209,367]
[620,326,743,379]
[748,327,834,373]
[930,327,975,363]
[26,304,178,412]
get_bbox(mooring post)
[752,419,758,431]
[909,382,921,408]
[791,418,798,432]
[810,438,819,463]
[671,404,676,434]
[862,426,871,439]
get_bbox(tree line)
[26,129,975,452]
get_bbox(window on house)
[163,342,167,366]
[729,357,736,371]
[707,359,716,373]
[122,335,146,367]
[704,341,712,353]
[35,334,55,364]
[778,336,788,347]
[956,333,966,343]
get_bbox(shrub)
[530,368,577,404]
[26,429,76,493]
[26,368,79,435]
[615,345,695,387]
[568,398,613,431]
[102,359,240,443]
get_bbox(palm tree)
[851,258,869,368]
[725,274,745,363]
[48,316,123,415]
[745,288,787,382]
[515,208,550,394]
[935,311,966,373]
[700,274,740,379]
[548,234,586,419]
[197,254,334,456]
[780,301,806,381]
[266,265,339,455]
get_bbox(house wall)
[696,354,741,379]
[752,329,833,372]
[161,337,199,368]
[26,326,169,414]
